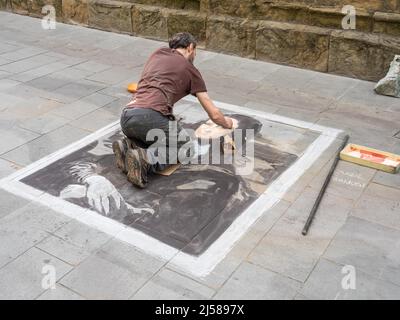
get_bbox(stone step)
[1,0,400,81]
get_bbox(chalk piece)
[127,82,138,93]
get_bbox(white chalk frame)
[0,96,343,278]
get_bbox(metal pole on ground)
[302,134,350,236]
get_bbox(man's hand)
[224,117,233,129]
[197,92,233,129]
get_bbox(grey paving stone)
[206,89,249,107]
[0,54,59,74]
[263,65,318,91]
[1,125,89,166]
[273,105,321,123]
[281,139,343,203]
[214,262,301,300]
[0,247,72,300]
[85,66,137,85]
[25,75,71,92]
[257,120,318,156]
[244,101,281,114]
[44,53,87,67]
[0,42,19,55]
[372,171,400,190]
[308,160,376,202]
[0,125,40,155]
[0,70,12,79]
[315,118,394,152]
[0,46,47,61]
[226,59,282,82]
[37,284,85,300]
[97,83,133,99]
[248,83,335,112]
[167,200,292,290]
[0,188,30,219]
[51,79,106,103]
[0,58,12,67]
[2,83,53,102]
[0,79,21,90]
[51,67,95,81]
[132,268,215,300]
[350,184,400,230]
[60,240,165,299]
[53,220,112,253]
[319,108,398,138]
[74,61,112,73]
[9,62,71,82]
[0,158,20,179]
[0,202,71,268]
[18,113,71,135]
[0,92,26,110]
[301,259,400,300]
[324,217,400,287]
[248,188,353,282]
[50,93,116,120]
[35,235,91,266]
[339,80,400,110]
[301,72,359,99]
[70,107,119,132]
[6,96,64,118]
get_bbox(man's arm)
[196,92,233,129]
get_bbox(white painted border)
[0,98,342,278]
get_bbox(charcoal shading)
[22,115,298,255]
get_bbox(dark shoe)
[112,139,127,173]
[125,148,150,188]
[113,137,138,173]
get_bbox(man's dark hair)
[169,32,197,49]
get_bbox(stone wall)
[2,0,400,81]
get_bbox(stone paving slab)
[59,239,165,300]
[213,262,301,300]
[351,184,400,230]
[323,217,400,287]
[301,259,400,300]
[248,187,353,282]
[132,268,215,300]
[1,125,90,166]
[0,247,73,300]
[37,284,85,300]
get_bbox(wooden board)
[156,164,181,176]
[340,143,400,173]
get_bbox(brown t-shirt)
[128,47,207,116]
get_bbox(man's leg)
[118,108,171,187]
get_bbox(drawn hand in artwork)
[60,161,155,217]
[59,174,123,215]
[85,175,123,215]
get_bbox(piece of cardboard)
[156,164,181,176]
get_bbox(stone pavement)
[0,11,399,300]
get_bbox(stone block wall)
[2,0,400,81]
